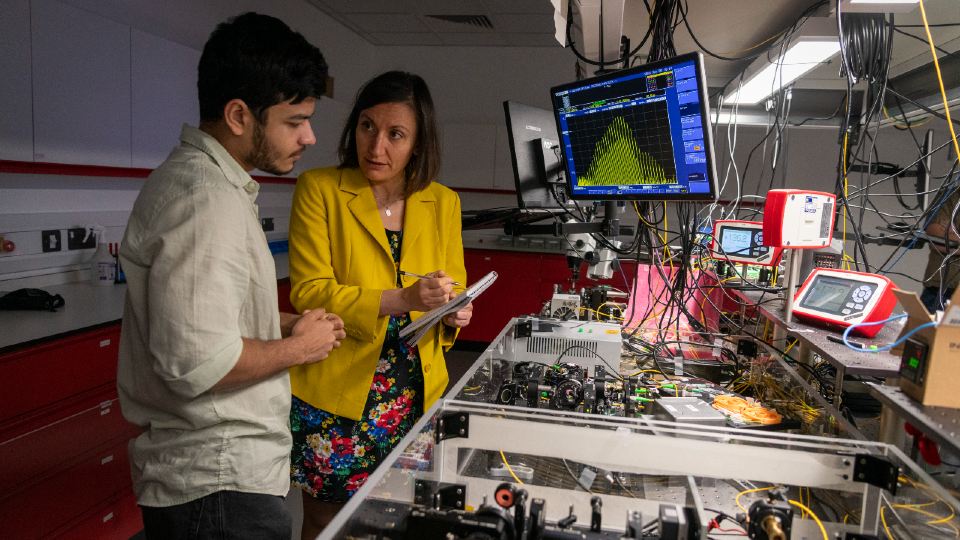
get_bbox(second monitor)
[550,52,718,201]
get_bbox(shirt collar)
[179,124,260,197]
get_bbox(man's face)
[246,97,317,175]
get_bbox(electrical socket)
[41,229,62,252]
[260,217,274,232]
[66,227,95,250]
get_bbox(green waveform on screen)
[578,116,672,186]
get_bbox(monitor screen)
[799,275,876,316]
[550,52,718,201]
[503,101,570,209]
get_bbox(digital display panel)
[718,226,769,259]
[550,52,718,201]
[720,228,752,257]
[799,276,875,316]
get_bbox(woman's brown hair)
[337,71,440,196]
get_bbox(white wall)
[0,0,377,285]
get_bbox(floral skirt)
[290,317,424,502]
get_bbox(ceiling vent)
[425,14,494,29]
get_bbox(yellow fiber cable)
[881,506,894,540]
[919,0,960,164]
[499,449,524,485]
[788,500,828,540]
[735,486,775,512]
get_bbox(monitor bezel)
[549,51,719,202]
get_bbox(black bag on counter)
[0,288,65,312]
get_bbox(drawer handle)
[102,511,114,523]
[99,339,112,347]
[101,454,114,465]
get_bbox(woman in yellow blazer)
[287,71,472,537]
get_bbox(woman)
[287,71,472,537]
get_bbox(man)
[921,186,960,313]
[117,13,343,538]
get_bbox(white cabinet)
[0,0,33,161]
[131,30,200,168]
[439,123,496,189]
[31,0,131,167]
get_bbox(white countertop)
[0,282,128,351]
[0,253,291,351]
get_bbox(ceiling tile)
[482,0,555,14]
[489,13,555,33]
[344,13,431,33]
[367,32,444,46]
[421,14,494,33]
[415,0,489,16]
[503,33,563,47]
[309,0,409,14]
[438,32,508,47]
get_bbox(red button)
[1,240,14,253]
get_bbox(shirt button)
[424,364,431,373]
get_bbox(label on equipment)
[943,306,960,327]
[820,202,833,238]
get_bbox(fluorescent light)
[725,39,840,105]
[842,0,919,13]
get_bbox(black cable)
[680,0,827,62]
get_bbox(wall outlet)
[42,229,62,252]
[260,217,275,232]
[67,228,95,250]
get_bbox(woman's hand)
[442,299,473,328]
[402,270,455,312]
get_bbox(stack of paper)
[399,271,498,345]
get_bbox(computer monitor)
[503,100,570,209]
[549,52,718,201]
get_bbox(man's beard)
[247,121,294,176]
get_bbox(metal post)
[783,250,801,324]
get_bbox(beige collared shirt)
[117,125,290,506]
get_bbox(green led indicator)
[908,357,920,369]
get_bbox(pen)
[399,270,461,286]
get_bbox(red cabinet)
[0,323,142,539]
[0,325,120,424]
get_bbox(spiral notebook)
[399,271,498,345]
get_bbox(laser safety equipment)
[710,220,783,266]
[792,268,897,338]
[762,189,836,248]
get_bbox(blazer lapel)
[341,170,392,262]
[400,187,437,270]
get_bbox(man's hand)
[402,270,455,312]
[442,300,473,328]
[289,308,346,365]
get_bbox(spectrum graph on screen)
[565,100,676,187]
[550,52,718,201]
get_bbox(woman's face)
[355,102,418,187]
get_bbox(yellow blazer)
[287,167,466,421]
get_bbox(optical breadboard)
[516,318,622,369]
[793,268,897,338]
[762,189,836,248]
[710,220,783,266]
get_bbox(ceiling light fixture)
[725,19,840,106]
[840,0,920,14]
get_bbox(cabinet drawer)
[51,491,142,540]
[0,324,120,423]
[0,393,134,495]
[0,438,133,538]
